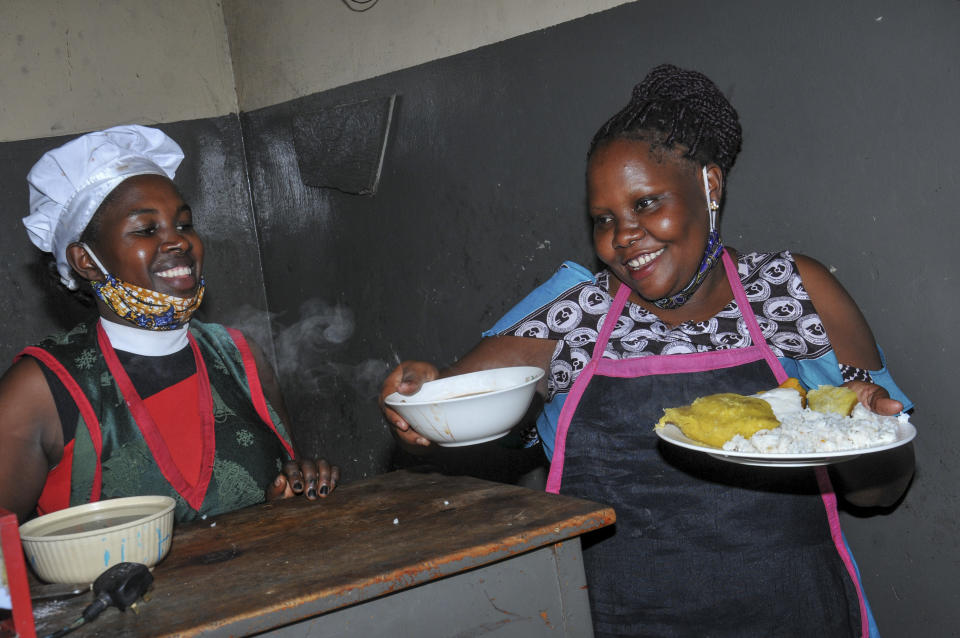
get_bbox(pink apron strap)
[544,355,597,493]
[592,283,634,358]
[816,467,870,638]
[546,283,632,493]
[721,250,788,384]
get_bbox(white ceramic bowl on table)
[18,495,176,584]
[384,366,545,446]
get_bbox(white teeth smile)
[157,266,192,278]
[626,248,665,269]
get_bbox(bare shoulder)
[792,253,865,317]
[0,357,63,448]
[792,253,839,290]
[0,356,65,521]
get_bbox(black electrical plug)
[82,562,154,622]
[42,563,154,638]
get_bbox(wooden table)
[31,470,615,637]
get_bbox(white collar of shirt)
[98,318,190,356]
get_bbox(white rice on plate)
[721,388,907,454]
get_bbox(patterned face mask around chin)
[82,244,205,330]
[651,166,724,310]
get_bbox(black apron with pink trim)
[545,252,867,637]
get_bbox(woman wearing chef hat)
[0,125,338,524]
[380,65,913,637]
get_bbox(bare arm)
[794,254,914,507]
[442,336,557,390]
[379,335,558,449]
[0,358,65,522]
[793,254,883,369]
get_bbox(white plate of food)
[653,384,917,467]
[655,420,917,467]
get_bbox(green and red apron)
[20,321,295,523]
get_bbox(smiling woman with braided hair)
[380,64,912,637]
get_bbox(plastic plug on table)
[42,563,154,638]
[82,562,154,622]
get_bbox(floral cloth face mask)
[81,243,205,330]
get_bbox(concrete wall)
[221,0,634,111]
[0,0,268,373]
[0,0,632,141]
[0,0,237,142]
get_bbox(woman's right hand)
[379,361,439,447]
[266,457,340,501]
[379,337,557,449]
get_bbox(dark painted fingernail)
[319,485,329,496]
[292,481,303,491]
[307,487,317,498]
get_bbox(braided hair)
[589,64,742,176]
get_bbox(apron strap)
[721,250,788,384]
[98,324,216,511]
[591,281,632,359]
[816,467,870,638]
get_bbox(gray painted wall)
[1,1,957,635]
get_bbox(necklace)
[652,230,724,309]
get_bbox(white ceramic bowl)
[19,495,176,584]
[384,366,544,446]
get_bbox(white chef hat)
[24,124,184,289]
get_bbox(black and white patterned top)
[494,251,840,401]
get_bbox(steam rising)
[222,298,391,402]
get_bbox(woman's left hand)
[843,380,903,416]
[832,381,913,508]
[266,458,340,501]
